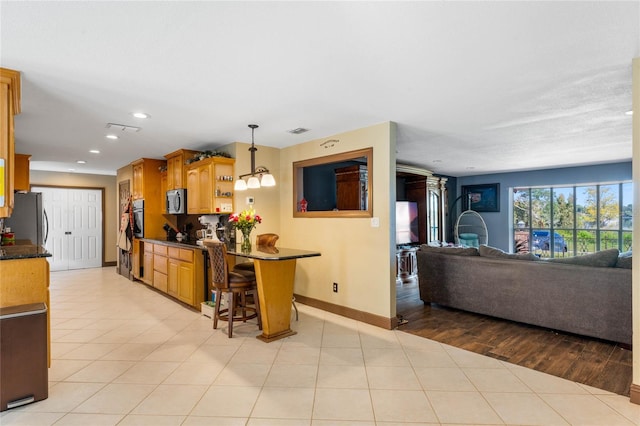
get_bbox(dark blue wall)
[456,162,632,250]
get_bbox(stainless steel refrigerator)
[4,192,48,246]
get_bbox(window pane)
[622,231,633,251]
[576,230,596,254]
[531,188,550,228]
[552,187,574,228]
[622,182,633,231]
[513,189,530,228]
[599,184,619,230]
[576,186,597,229]
[600,231,618,251]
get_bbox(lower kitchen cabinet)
[136,240,205,308]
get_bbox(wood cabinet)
[186,156,235,214]
[160,170,168,212]
[132,238,141,279]
[335,165,368,210]
[131,158,167,239]
[164,149,199,191]
[153,243,168,292]
[142,241,154,285]
[404,174,448,244]
[0,68,21,218]
[136,240,205,308]
[14,153,30,192]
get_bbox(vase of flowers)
[229,208,262,252]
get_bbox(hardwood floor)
[396,278,632,397]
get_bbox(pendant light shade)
[234,124,276,191]
[260,173,276,187]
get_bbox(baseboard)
[293,294,397,329]
[630,384,640,405]
[104,261,117,267]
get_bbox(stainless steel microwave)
[166,189,186,214]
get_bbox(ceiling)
[1,1,638,177]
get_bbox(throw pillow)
[478,244,540,261]
[419,245,479,256]
[615,251,632,269]
[546,248,620,267]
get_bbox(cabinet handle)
[65,231,72,235]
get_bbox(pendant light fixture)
[234,124,276,191]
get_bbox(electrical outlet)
[246,196,254,205]
[333,282,338,293]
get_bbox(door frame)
[31,184,107,268]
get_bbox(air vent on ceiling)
[106,123,141,132]
[287,127,309,134]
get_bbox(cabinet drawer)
[153,271,168,292]
[154,244,168,255]
[154,254,168,274]
[168,247,180,258]
[179,248,193,262]
[144,242,153,253]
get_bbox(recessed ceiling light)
[625,110,633,116]
[132,112,150,119]
[89,150,100,154]
[76,160,86,164]
[106,134,119,140]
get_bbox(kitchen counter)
[0,241,51,260]
[138,237,209,251]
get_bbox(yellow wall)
[30,170,118,264]
[224,142,282,240]
[278,122,397,320]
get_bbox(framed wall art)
[461,183,500,212]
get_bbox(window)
[513,182,632,258]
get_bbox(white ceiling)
[1,1,638,177]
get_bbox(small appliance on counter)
[196,215,221,246]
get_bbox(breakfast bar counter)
[228,245,321,342]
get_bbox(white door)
[32,187,103,271]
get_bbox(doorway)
[32,186,103,271]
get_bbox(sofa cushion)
[419,245,479,256]
[546,248,619,267]
[478,244,540,261]
[616,251,632,269]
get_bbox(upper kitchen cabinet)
[0,68,21,218]
[164,149,199,190]
[131,158,166,201]
[14,153,31,192]
[185,156,235,214]
[131,158,167,239]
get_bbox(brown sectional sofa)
[416,245,632,345]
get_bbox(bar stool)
[204,240,261,338]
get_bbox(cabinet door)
[186,166,199,214]
[132,163,144,200]
[0,70,18,217]
[143,249,154,286]
[198,163,213,213]
[167,258,179,297]
[171,156,183,189]
[132,239,141,279]
[14,153,30,192]
[177,260,195,305]
[153,270,168,292]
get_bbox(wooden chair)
[233,233,299,321]
[204,240,261,338]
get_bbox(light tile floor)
[2,267,639,425]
